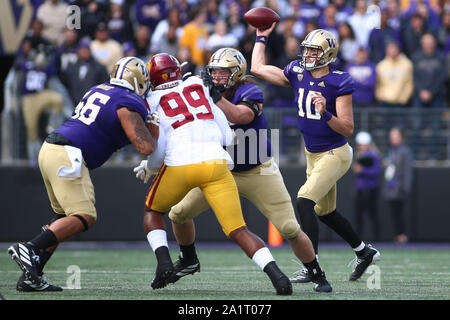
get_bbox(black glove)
[201,70,222,103]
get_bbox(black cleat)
[151,263,174,289]
[311,272,332,293]
[8,243,41,285]
[349,244,381,281]
[168,256,200,284]
[264,261,293,295]
[16,274,63,292]
[289,267,312,283]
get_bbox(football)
[244,7,280,30]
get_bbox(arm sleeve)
[146,125,166,171]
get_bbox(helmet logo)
[162,73,168,80]
[326,38,336,48]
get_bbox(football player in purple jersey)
[162,48,332,292]
[251,25,380,282]
[7,57,155,292]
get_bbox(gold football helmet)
[110,57,150,96]
[206,48,247,89]
[299,29,338,70]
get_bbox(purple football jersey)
[283,60,355,152]
[229,83,272,172]
[55,83,149,170]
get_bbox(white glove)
[146,111,160,126]
[133,160,153,184]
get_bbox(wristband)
[255,36,268,45]
[321,111,332,122]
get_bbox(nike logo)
[175,263,199,276]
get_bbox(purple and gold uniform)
[229,83,271,172]
[39,83,148,220]
[284,61,355,215]
[283,61,355,152]
[55,83,149,170]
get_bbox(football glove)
[133,160,155,184]
[146,111,160,126]
[201,70,222,103]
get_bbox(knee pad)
[168,205,187,224]
[278,219,300,239]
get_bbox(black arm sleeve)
[237,98,261,118]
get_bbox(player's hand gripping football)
[256,22,277,37]
[311,92,327,115]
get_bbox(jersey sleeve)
[146,122,166,171]
[118,93,149,120]
[235,83,264,103]
[337,72,355,97]
[283,60,298,84]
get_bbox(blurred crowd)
[4,0,450,163]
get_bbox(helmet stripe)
[117,57,135,80]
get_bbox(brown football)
[244,7,280,30]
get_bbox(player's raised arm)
[250,23,290,87]
[117,107,155,155]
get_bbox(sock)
[146,229,168,252]
[318,210,362,249]
[252,247,275,270]
[28,229,58,251]
[353,242,368,257]
[37,250,54,276]
[180,242,197,263]
[303,257,323,278]
[263,261,283,280]
[296,198,319,254]
[154,246,172,266]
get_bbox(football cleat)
[264,261,293,295]
[311,272,332,293]
[8,243,41,285]
[16,273,63,292]
[349,244,381,281]
[151,262,174,290]
[289,266,312,283]
[168,256,200,284]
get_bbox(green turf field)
[1,245,449,300]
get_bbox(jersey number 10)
[297,88,321,120]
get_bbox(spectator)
[375,41,414,107]
[401,13,427,58]
[337,22,359,68]
[177,45,198,78]
[331,0,354,24]
[36,0,68,47]
[368,9,402,64]
[344,46,377,107]
[206,19,239,54]
[226,1,247,42]
[318,3,339,38]
[122,41,136,57]
[75,0,107,39]
[384,0,403,32]
[384,127,414,243]
[26,20,52,49]
[150,7,183,57]
[348,0,376,47]
[135,0,166,31]
[412,33,446,108]
[56,28,79,73]
[60,39,109,106]
[353,131,382,241]
[265,35,297,107]
[205,0,220,25]
[90,22,123,73]
[133,25,151,61]
[179,5,209,67]
[436,10,450,52]
[19,39,63,165]
[105,0,134,43]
